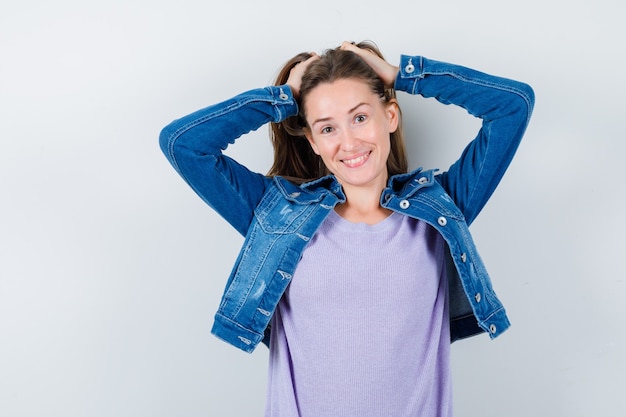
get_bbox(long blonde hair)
[267,41,408,183]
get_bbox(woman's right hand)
[286,53,319,100]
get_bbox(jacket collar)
[273,175,346,204]
[386,167,437,198]
[273,167,436,204]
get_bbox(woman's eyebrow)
[311,102,370,127]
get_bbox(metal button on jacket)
[405,59,415,73]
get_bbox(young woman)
[160,41,534,416]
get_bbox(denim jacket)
[160,55,534,353]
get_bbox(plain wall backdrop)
[1,1,624,416]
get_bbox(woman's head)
[268,41,408,183]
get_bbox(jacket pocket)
[254,188,315,234]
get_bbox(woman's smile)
[341,151,371,168]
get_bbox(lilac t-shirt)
[265,210,452,417]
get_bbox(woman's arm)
[159,86,298,236]
[159,54,319,235]
[395,56,534,224]
[339,43,534,224]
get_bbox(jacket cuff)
[394,55,424,95]
[267,85,299,120]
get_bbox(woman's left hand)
[340,41,399,88]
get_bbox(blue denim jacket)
[160,55,534,353]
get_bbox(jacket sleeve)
[394,56,535,225]
[159,86,299,236]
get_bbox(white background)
[1,1,624,416]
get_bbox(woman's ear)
[304,128,320,155]
[386,99,400,133]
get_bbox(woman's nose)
[340,130,360,151]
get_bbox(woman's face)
[303,78,399,192]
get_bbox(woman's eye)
[355,114,367,123]
[321,126,334,134]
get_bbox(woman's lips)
[341,151,371,168]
